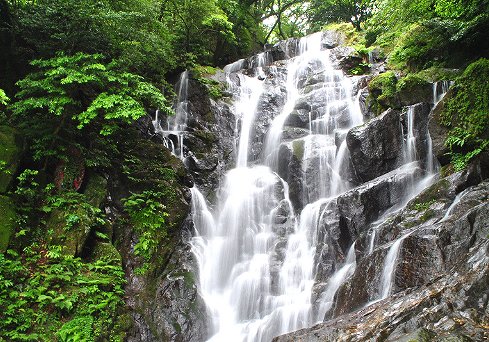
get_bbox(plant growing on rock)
[123,191,169,274]
[441,58,489,170]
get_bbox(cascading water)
[190,32,366,341]
[153,70,189,159]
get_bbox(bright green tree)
[12,53,168,164]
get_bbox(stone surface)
[347,108,403,182]
[276,179,489,342]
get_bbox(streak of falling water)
[404,106,417,164]
[234,74,265,167]
[438,188,471,223]
[316,241,357,321]
[152,70,189,159]
[433,80,453,105]
[379,231,412,299]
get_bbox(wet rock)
[330,46,363,73]
[398,77,433,106]
[347,108,403,182]
[335,162,423,241]
[331,247,386,317]
[284,109,310,129]
[277,143,304,211]
[322,30,344,49]
[395,234,445,292]
[282,127,310,140]
[107,127,206,342]
[181,77,236,197]
[274,243,489,342]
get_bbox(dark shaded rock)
[335,162,423,241]
[395,234,445,292]
[346,108,403,182]
[284,109,310,129]
[274,248,489,341]
[331,247,386,317]
[277,142,304,211]
[398,76,433,106]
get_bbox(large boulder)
[335,162,423,241]
[346,108,403,182]
[277,142,304,211]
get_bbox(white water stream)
[189,32,365,341]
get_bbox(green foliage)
[0,89,8,106]
[365,0,489,71]
[413,199,436,212]
[123,191,169,274]
[0,245,125,341]
[309,0,376,31]
[11,52,167,162]
[0,89,8,121]
[414,67,461,82]
[396,74,430,92]
[8,0,178,85]
[441,58,489,169]
[160,0,236,65]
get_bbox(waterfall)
[152,70,189,159]
[316,242,356,321]
[433,80,452,105]
[439,188,471,223]
[377,231,412,300]
[188,31,366,342]
[403,106,417,164]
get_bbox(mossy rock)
[0,195,16,252]
[397,74,433,105]
[47,205,98,256]
[368,71,401,110]
[84,174,107,208]
[292,139,305,160]
[415,67,461,82]
[0,125,22,194]
[89,241,122,265]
